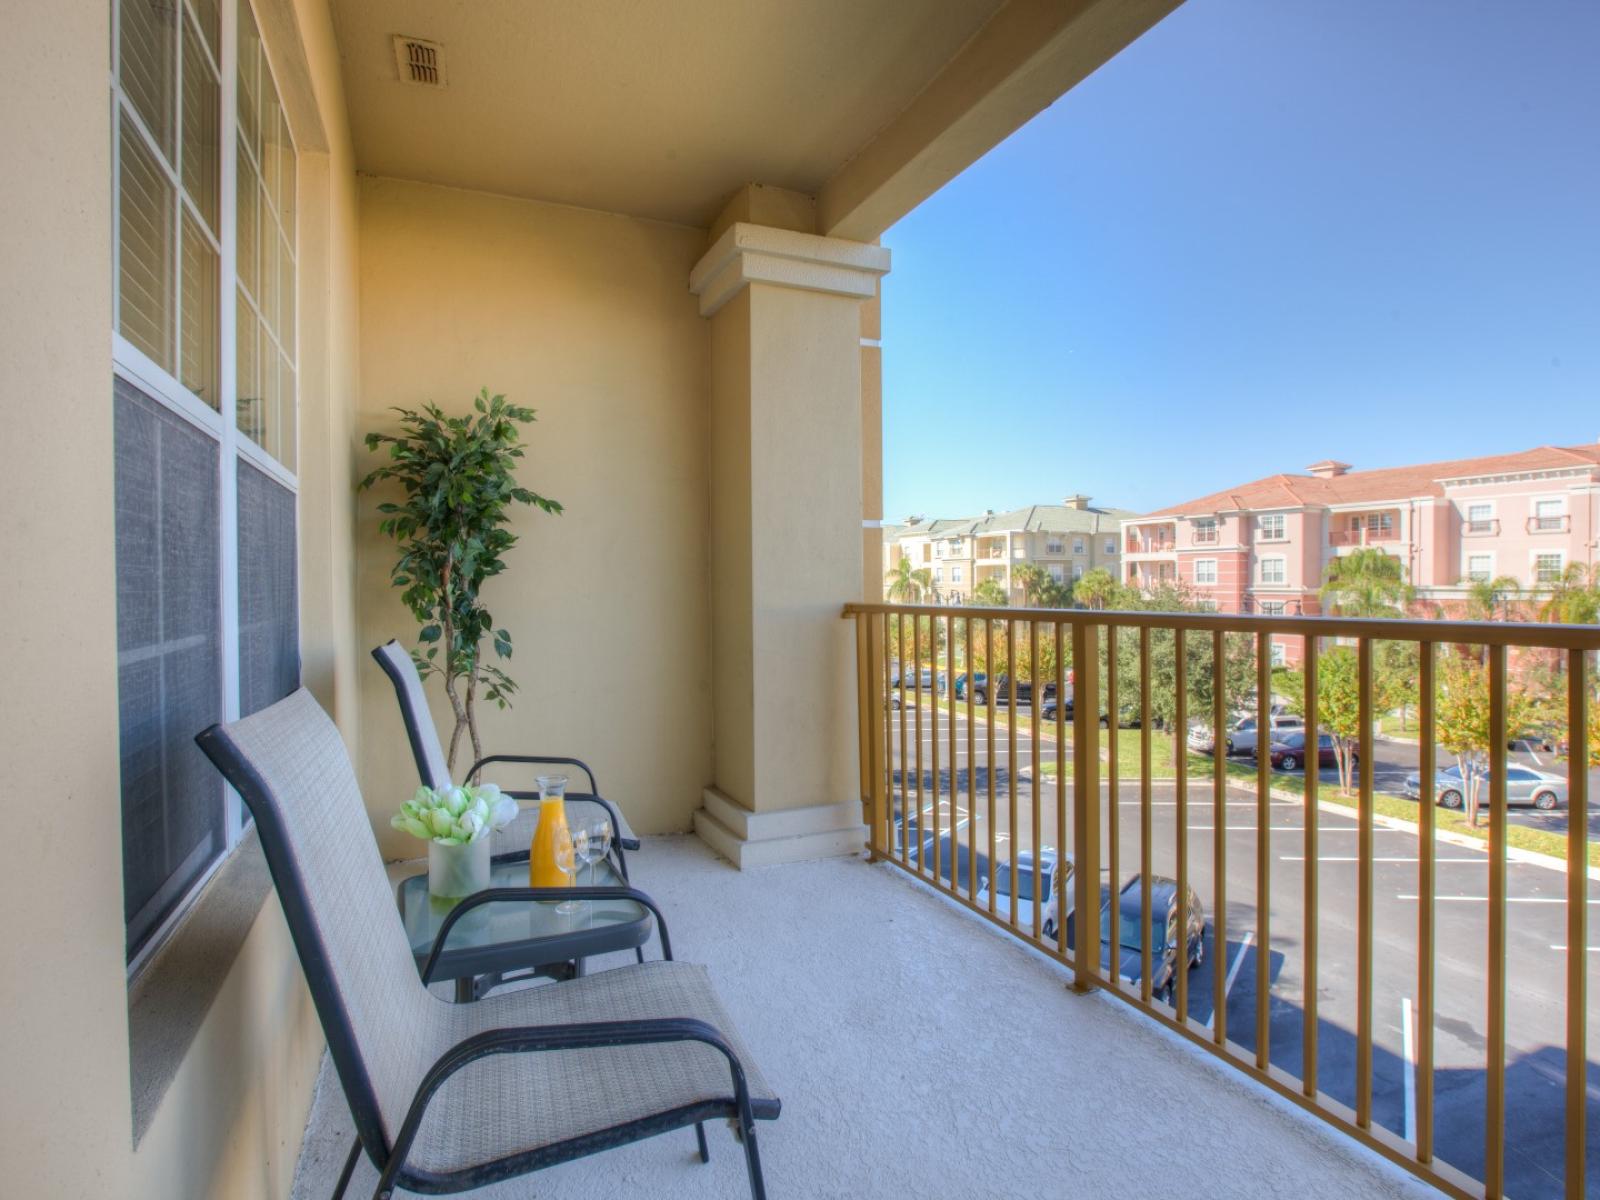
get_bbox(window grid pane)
[118,113,176,370]
[179,213,220,408]
[180,17,219,233]
[120,0,176,159]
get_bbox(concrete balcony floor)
[292,835,1438,1199]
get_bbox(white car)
[1188,713,1303,757]
[976,850,1068,938]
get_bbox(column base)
[692,787,867,869]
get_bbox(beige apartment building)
[889,495,1132,604]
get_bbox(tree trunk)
[440,558,470,774]
[464,660,483,781]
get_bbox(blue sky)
[881,0,1600,520]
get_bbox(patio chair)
[196,688,778,1200]
[372,640,639,876]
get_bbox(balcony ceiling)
[329,0,1008,229]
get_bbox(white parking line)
[1399,895,1600,904]
[1402,998,1416,1146]
[1204,930,1255,1030]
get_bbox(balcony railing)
[1528,514,1571,533]
[1126,536,1176,554]
[1464,518,1500,536]
[844,600,1597,1200]
[1329,528,1398,546]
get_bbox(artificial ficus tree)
[360,389,561,772]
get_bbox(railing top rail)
[842,601,1600,650]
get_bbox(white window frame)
[1259,600,1287,616]
[1104,537,1116,556]
[113,0,300,975]
[1257,513,1286,541]
[1532,549,1565,585]
[1072,537,1085,555]
[1464,501,1494,533]
[933,566,942,583]
[1270,640,1288,667]
[1532,496,1566,532]
[1046,538,1065,556]
[1465,552,1494,583]
[951,566,962,584]
[1260,556,1286,586]
[1194,558,1218,585]
[1191,517,1218,545]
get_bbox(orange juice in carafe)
[529,776,571,888]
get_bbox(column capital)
[689,222,889,318]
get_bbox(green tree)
[1538,562,1600,625]
[1073,567,1123,610]
[1320,547,1413,617]
[1435,652,1533,827]
[1462,574,1523,623]
[360,389,561,770]
[885,558,933,603]
[1013,563,1052,608]
[972,577,1009,608]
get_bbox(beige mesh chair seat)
[196,689,777,1199]
[371,640,639,869]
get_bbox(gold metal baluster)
[1140,625,1153,1004]
[1031,618,1043,940]
[1417,641,1435,1164]
[1107,627,1120,983]
[968,617,979,908]
[1072,619,1101,992]
[897,612,908,866]
[987,619,997,916]
[1175,628,1190,1022]
[1008,618,1019,929]
[1213,628,1228,1045]
[1256,630,1271,1069]
[915,615,927,875]
[1056,619,1068,958]
[1303,635,1319,1097]
[1486,643,1508,1197]
[1566,648,1589,1200]
[1356,636,1375,1128]
[948,613,958,893]
[856,612,870,810]
[930,616,941,887]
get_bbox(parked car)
[895,667,936,691]
[1512,729,1557,753]
[1040,855,1077,940]
[1039,696,1141,727]
[903,832,989,894]
[971,675,1056,707]
[976,850,1056,933]
[1402,763,1567,810]
[1252,730,1356,772]
[951,672,987,700]
[1188,713,1303,757]
[1101,876,1206,1004]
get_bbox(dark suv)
[970,675,1055,707]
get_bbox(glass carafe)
[529,775,572,889]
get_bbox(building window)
[947,538,962,555]
[1465,503,1493,534]
[1194,598,1218,612]
[1192,518,1218,544]
[1194,559,1218,585]
[1071,563,1084,581]
[1260,558,1286,585]
[1072,537,1085,555]
[1259,600,1286,616]
[1270,641,1287,667]
[1257,514,1285,541]
[1104,537,1116,556]
[951,566,962,583]
[1533,499,1565,531]
[113,0,300,967]
[1046,538,1064,555]
[1467,554,1493,582]
[933,567,942,583]
[1534,552,1564,584]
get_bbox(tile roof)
[1140,443,1600,518]
[896,503,1137,539]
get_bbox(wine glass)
[554,827,583,914]
[575,817,613,886]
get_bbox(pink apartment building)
[1121,443,1600,665]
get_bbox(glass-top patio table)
[396,856,659,1001]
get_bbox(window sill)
[126,827,273,1145]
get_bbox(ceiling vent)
[393,36,445,87]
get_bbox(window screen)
[115,377,224,959]
[237,461,299,716]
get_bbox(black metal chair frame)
[371,641,640,879]
[196,724,774,1200]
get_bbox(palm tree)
[1073,566,1120,610]
[884,558,932,604]
[1013,563,1051,607]
[971,576,1009,608]
[1320,548,1413,617]
[1537,562,1600,625]
[1461,574,1523,623]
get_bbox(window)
[947,538,962,556]
[1192,518,1218,544]
[1105,537,1116,556]
[1534,499,1565,531]
[114,0,300,966]
[1465,503,1493,534]
[1259,600,1286,616]
[1194,598,1218,612]
[1535,552,1564,584]
[1072,563,1085,581]
[1072,537,1085,555]
[1045,538,1064,555]
[1260,558,1286,585]
[1467,554,1492,582]
[1194,559,1218,585]
[1270,641,1287,668]
[951,566,962,583]
[1049,565,1064,583]
[933,567,942,582]
[1257,514,1285,541]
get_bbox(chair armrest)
[376,1016,754,1196]
[420,886,673,983]
[470,754,598,795]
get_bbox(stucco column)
[689,216,890,867]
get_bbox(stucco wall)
[355,176,714,854]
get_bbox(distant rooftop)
[897,501,1137,539]
[1139,442,1600,518]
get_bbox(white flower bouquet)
[391,782,520,846]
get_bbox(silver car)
[1401,763,1567,811]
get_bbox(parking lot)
[887,698,1598,1199]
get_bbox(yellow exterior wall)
[355,176,715,854]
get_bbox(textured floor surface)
[292,834,1439,1199]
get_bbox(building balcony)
[1328,528,1399,547]
[1528,514,1572,534]
[294,835,1452,1199]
